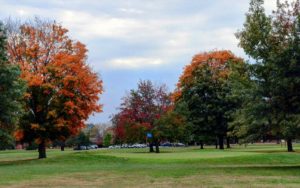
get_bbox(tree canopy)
[112,80,173,153]
[236,0,300,151]
[7,19,103,158]
[0,21,25,150]
[174,50,246,149]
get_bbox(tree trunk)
[60,141,65,151]
[38,140,46,159]
[149,142,154,152]
[235,137,239,144]
[218,135,224,150]
[215,138,218,149]
[200,140,204,149]
[276,134,280,144]
[276,139,280,144]
[226,137,230,148]
[287,139,294,152]
[155,142,160,153]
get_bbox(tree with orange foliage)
[174,50,246,149]
[7,19,103,158]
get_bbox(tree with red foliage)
[7,19,103,158]
[112,80,171,153]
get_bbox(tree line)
[111,0,300,152]
[0,0,300,159]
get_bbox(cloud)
[0,4,48,17]
[59,10,147,40]
[106,57,164,69]
[57,9,209,42]
[119,8,144,14]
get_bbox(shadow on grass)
[125,151,175,154]
[0,158,38,166]
[204,164,300,169]
[249,150,300,154]
[0,152,126,167]
[213,165,300,176]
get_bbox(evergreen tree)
[103,133,112,147]
[0,21,25,149]
[236,0,300,151]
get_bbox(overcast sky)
[0,0,286,123]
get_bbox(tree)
[103,133,112,147]
[0,129,15,150]
[0,21,25,149]
[88,124,101,146]
[7,19,103,158]
[153,106,191,148]
[112,80,171,153]
[236,0,300,151]
[174,50,245,149]
[84,123,112,147]
[66,131,91,149]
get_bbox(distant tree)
[236,0,300,151]
[7,19,103,158]
[153,105,191,149]
[65,131,91,148]
[174,50,246,149]
[0,130,15,150]
[0,21,25,149]
[65,136,76,147]
[112,80,171,153]
[87,125,99,144]
[87,123,112,147]
[103,133,112,147]
[111,113,125,145]
[74,132,90,148]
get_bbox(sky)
[0,0,286,123]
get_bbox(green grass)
[1,144,300,187]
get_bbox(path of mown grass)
[0,144,300,187]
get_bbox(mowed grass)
[0,144,300,187]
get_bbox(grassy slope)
[0,144,300,187]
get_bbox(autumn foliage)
[173,50,243,101]
[7,20,103,158]
[173,50,245,149]
[112,80,171,151]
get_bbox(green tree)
[68,132,91,149]
[103,133,112,147]
[227,62,259,145]
[0,21,25,149]
[236,0,300,151]
[0,129,15,150]
[175,50,246,149]
[153,106,191,147]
